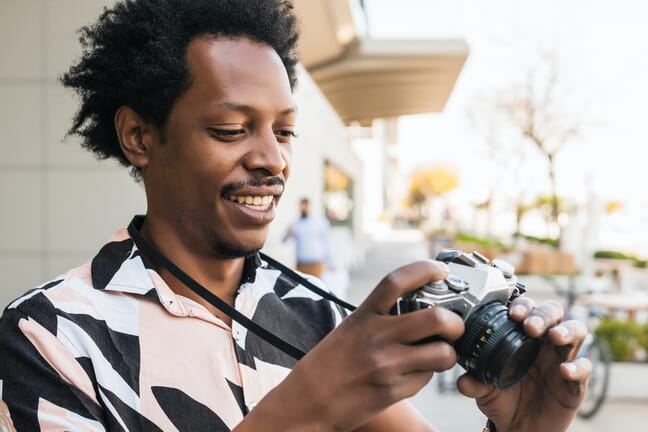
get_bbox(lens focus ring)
[454,302,540,388]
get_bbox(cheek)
[282,146,292,180]
[193,148,233,180]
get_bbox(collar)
[91,215,263,299]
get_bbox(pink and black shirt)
[0,222,346,431]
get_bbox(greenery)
[594,319,642,362]
[515,233,559,249]
[594,250,647,268]
[594,250,635,260]
[640,322,648,354]
[455,232,508,249]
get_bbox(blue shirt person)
[283,198,332,278]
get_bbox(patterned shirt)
[0,220,347,431]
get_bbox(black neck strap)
[127,217,355,361]
[258,253,356,312]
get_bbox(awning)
[293,0,469,126]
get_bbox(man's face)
[300,199,309,217]
[143,37,295,257]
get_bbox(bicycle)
[576,319,611,418]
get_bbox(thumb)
[359,260,449,314]
[456,372,496,399]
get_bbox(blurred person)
[0,0,591,431]
[282,197,332,278]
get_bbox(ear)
[114,106,157,170]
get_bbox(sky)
[362,0,648,254]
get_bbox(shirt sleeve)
[300,272,350,327]
[0,304,106,432]
[281,224,295,243]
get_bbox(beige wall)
[266,65,364,268]
[0,0,145,308]
[0,1,363,308]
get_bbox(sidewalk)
[345,229,648,431]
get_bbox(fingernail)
[511,305,527,315]
[528,316,544,332]
[553,325,568,338]
[564,363,577,375]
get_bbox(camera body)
[393,249,539,389]
[394,249,523,318]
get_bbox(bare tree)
[466,93,534,237]
[498,55,581,247]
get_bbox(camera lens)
[454,301,540,389]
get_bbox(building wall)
[263,65,365,269]
[0,0,144,309]
[0,1,363,308]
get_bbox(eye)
[275,129,298,142]
[208,128,246,141]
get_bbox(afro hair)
[61,0,300,179]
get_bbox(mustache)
[221,176,285,196]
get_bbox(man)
[283,198,332,278]
[0,0,591,431]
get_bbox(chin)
[218,247,261,259]
[211,236,266,259]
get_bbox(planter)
[515,246,576,275]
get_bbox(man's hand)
[457,298,592,432]
[243,260,464,432]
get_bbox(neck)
[138,214,245,323]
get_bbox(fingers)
[398,340,458,373]
[508,297,537,321]
[560,357,592,382]
[456,352,592,401]
[510,299,589,360]
[456,372,495,400]
[361,260,449,314]
[547,320,588,360]
[384,306,465,345]
[391,370,436,401]
[509,298,564,338]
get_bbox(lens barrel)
[455,301,540,388]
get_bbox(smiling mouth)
[227,194,274,211]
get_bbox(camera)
[392,249,540,389]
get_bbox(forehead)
[182,36,294,109]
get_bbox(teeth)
[228,195,273,209]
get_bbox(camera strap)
[257,253,357,311]
[127,217,356,361]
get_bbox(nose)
[244,129,289,177]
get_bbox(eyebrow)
[214,102,298,115]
